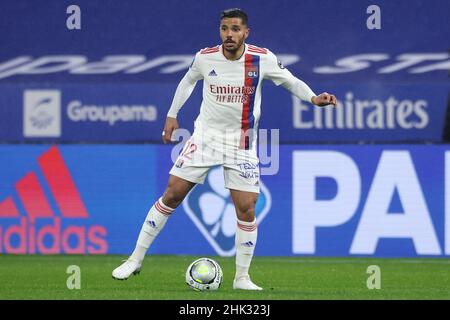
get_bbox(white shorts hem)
[224,182,260,194]
[169,170,205,185]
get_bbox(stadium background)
[0,0,449,261]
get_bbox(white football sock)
[129,197,174,262]
[235,218,257,279]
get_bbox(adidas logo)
[0,145,108,254]
[147,220,157,229]
[208,70,217,76]
[241,241,255,247]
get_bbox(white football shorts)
[169,131,260,193]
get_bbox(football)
[185,257,223,291]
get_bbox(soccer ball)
[185,257,223,291]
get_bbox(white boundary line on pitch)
[255,258,450,264]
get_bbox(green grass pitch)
[0,255,449,300]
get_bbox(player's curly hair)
[220,8,248,25]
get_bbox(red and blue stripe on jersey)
[240,54,260,150]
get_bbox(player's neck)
[222,43,246,61]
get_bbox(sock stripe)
[237,221,257,232]
[155,201,172,216]
[158,198,175,211]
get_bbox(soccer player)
[112,8,337,290]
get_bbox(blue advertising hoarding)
[0,144,449,257]
[0,0,448,84]
[0,0,448,143]
[0,82,447,142]
[0,84,199,142]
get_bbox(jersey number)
[181,141,197,160]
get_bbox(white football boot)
[233,275,263,290]
[112,258,142,280]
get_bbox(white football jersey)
[170,43,313,151]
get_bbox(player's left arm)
[263,51,337,107]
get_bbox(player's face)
[220,17,249,53]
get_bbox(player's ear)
[244,27,250,39]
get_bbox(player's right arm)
[163,52,203,143]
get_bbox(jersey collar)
[220,43,248,62]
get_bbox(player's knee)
[162,187,185,208]
[236,201,256,222]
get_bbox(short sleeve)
[263,50,296,86]
[187,51,204,81]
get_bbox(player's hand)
[162,117,179,144]
[311,92,337,107]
